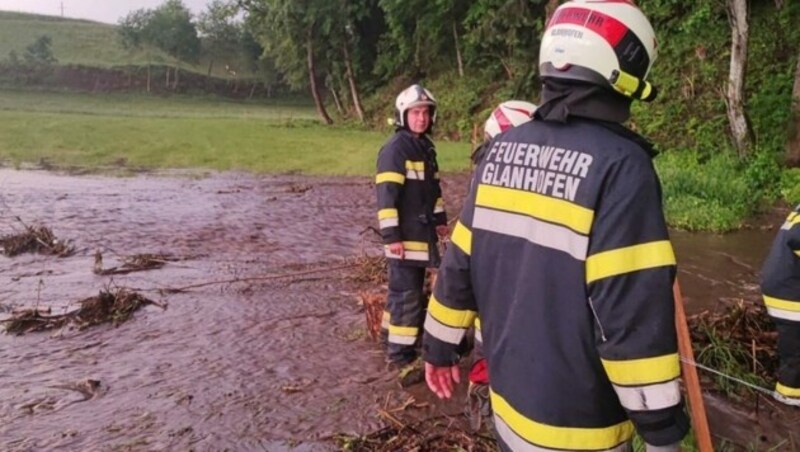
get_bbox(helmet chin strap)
[609,70,658,102]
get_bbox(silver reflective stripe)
[388,334,416,345]
[381,313,390,330]
[767,307,800,321]
[379,218,399,229]
[472,207,588,260]
[474,328,483,345]
[434,205,445,214]
[424,315,465,345]
[782,221,793,230]
[384,249,429,261]
[613,380,681,411]
[493,414,630,452]
[406,170,425,180]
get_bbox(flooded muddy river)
[0,169,793,450]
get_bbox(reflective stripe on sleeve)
[378,208,399,229]
[376,172,405,184]
[473,207,588,260]
[424,314,466,345]
[405,160,425,180]
[586,240,675,284]
[388,325,418,345]
[434,197,445,214]
[428,294,476,328]
[612,380,681,411]
[451,221,472,255]
[601,353,680,386]
[764,295,800,321]
[476,184,594,234]
[491,389,634,451]
[776,382,800,398]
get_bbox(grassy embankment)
[0,89,471,174]
[0,11,249,79]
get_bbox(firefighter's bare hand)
[436,225,449,239]
[425,362,461,399]
[388,242,404,258]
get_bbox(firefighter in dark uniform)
[761,205,800,406]
[422,1,689,451]
[376,84,448,366]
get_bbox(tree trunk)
[307,30,333,125]
[786,53,800,166]
[342,37,365,122]
[452,21,464,77]
[248,82,258,100]
[173,66,180,90]
[146,63,151,93]
[328,75,344,115]
[165,67,171,89]
[545,0,560,26]
[725,0,753,158]
[207,59,214,77]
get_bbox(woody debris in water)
[688,298,778,393]
[2,288,163,335]
[0,224,74,257]
[93,251,178,275]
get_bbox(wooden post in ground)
[673,280,714,452]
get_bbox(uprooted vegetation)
[0,223,74,257]
[688,299,778,397]
[2,288,164,335]
[337,422,496,452]
[93,251,180,275]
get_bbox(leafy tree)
[24,35,58,65]
[241,0,335,124]
[198,0,242,76]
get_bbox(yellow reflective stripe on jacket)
[473,206,589,260]
[491,389,634,450]
[474,316,481,330]
[378,208,399,220]
[782,212,800,230]
[405,160,425,171]
[776,382,800,397]
[434,197,445,213]
[586,240,675,284]
[601,353,680,386]
[451,221,472,255]
[428,294,476,328]
[475,184,594,234]
[763,295,800,321]
[376,171,405,184]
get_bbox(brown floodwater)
[0,168,794,450]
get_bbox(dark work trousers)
[776,319,800,393]
[382,262,427,364]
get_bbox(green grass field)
[0,11,250,79]
[0,89,472,175]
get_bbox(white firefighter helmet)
[539,0,658,101]
[394,84,437,129]
[484,100,537,139]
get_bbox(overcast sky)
[0,0,211,24]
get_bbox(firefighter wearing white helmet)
[423,1,690,451]
[472,100,538,165]
[375,84,448,368]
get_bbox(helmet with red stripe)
[394,84,437,130]
[484,100,537,139]
[540,0,658,102]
